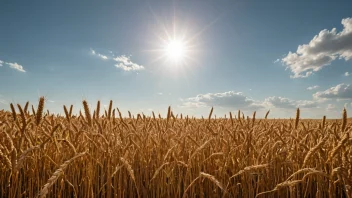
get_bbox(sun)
[147,20,200,67]
[164,39,187,63]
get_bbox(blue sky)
[1,0,352,118]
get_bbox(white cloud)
[264,96,295,109]
[345,72,350,76]
[314,83,352,99]
[326,104,335,110]
[0,60,3,66]
[264,96,318,109]
[113,55,144,71]
[282,18,352,78]
[313,83,352,99]
[157,92,163,95]
[307,85,319,90]
[273,59,280,63]
[181,91,264,110]
[90,49,144,71]
[6,62,26,72]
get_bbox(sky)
[1,0,352,118]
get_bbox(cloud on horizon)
[181,91,321,113]
[282,18,352,78]
[263,96,318,109]
[181,91,264,110]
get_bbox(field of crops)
[0,97,351,197]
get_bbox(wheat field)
[0,97,351,197]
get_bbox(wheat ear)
[36,97,45,126]
[295,108,300,130]
[37,151,87,198]
[82,100,92,127]
[342,108,347,132]
[10,103,17,121]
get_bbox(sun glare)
[164,39,187,62]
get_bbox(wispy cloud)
[113,55,144,71]
[282,18,352,78]
[345,72,350,76]
[307,85,319,90]
[0,95,7,105]
[0,60,3,66]
[97,54,108,60]
[6,62,26,72]
[313,83,352,99]
[0,99,6,105]
[91,48,109,60]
